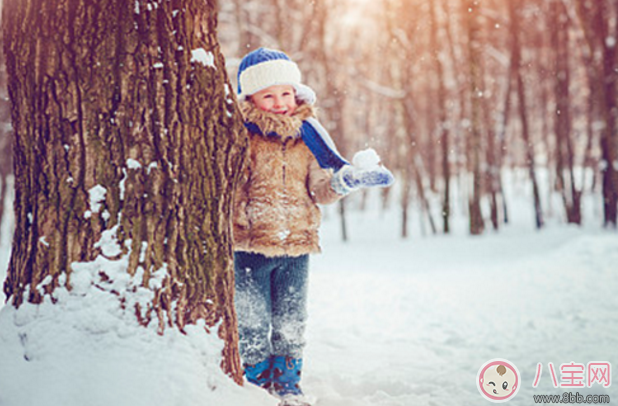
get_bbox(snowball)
[352,148,381,169]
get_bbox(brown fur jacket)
[232,102,341,257]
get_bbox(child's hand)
[330,149,395,195]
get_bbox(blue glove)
[331,164,395,195]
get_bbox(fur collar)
[241,102,316,141]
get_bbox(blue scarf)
[244,117,349,171]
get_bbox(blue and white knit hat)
[237,48,316,105]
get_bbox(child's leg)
[234,251,276,367]
[270,254,309,360]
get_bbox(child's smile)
[251,84,297,116]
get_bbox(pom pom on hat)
[237,47,316,105]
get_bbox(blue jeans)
[234,251,309,366]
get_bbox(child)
[233,47,393,405]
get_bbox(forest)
[218,0,618,236]
[1,0,617,238]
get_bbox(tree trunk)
[464,0,485,236]
[430,0,451,234]
[481,60,499,230]
[314,0,350,242]
[508,0,544,229]
[401,166,411,239]
[232,0,250,55]
[550,0,581,224]
[3,0,246,382]
[0,16,12,237]
[497,68,511,226]
[574,0,618,226]
[414,156,437,235]
[596,1,618,227]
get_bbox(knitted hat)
[237,48,316,105]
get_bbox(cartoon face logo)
[477,359,520,403]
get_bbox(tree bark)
[464,0,485,235]
[550,0,581,224]
[0,16,12,238]
[573,0,618,226]
[3,0,246,382]
[596,1,618,227]
[508,0,544,229]
[430,0,451,234]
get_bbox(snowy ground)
[307,196,618,406]
[0,172,617,405]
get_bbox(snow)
[191,48,216,69]
[119,168,128,200]
[93,225,123,257]
[307,202,618,405]
[0,171,617,405]
[148,264,168,290]
[352,148,381,169]
[0,298,271,406]
[147,161,158,173]
[126,158,142,169]
[88,184,107,215]
[347,148,394,189]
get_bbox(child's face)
[250,85,297,116]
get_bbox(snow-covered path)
[304,207,618,406]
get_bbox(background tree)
[508,0,544,229]
[429,0,452,233]
[0,12,12,243]
[573,0,618,227]
[463,0,486,235]
[549,0,581,224]
[2,0,246,382]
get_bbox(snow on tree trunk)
[2,0,246,382]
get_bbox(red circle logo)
[477,359,521,403]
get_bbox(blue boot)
[271,356,303,397]
[244,359,272,389]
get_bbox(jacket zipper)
[282,141,287,189]
[281,141,288,254]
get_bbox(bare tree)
[508,0,544,228]
[429,0,452,233]
[549,0,581,224]
[463,0,485,235]
[573,0,618,227]
[0,12,12,239]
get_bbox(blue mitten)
[331,163,395,195]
